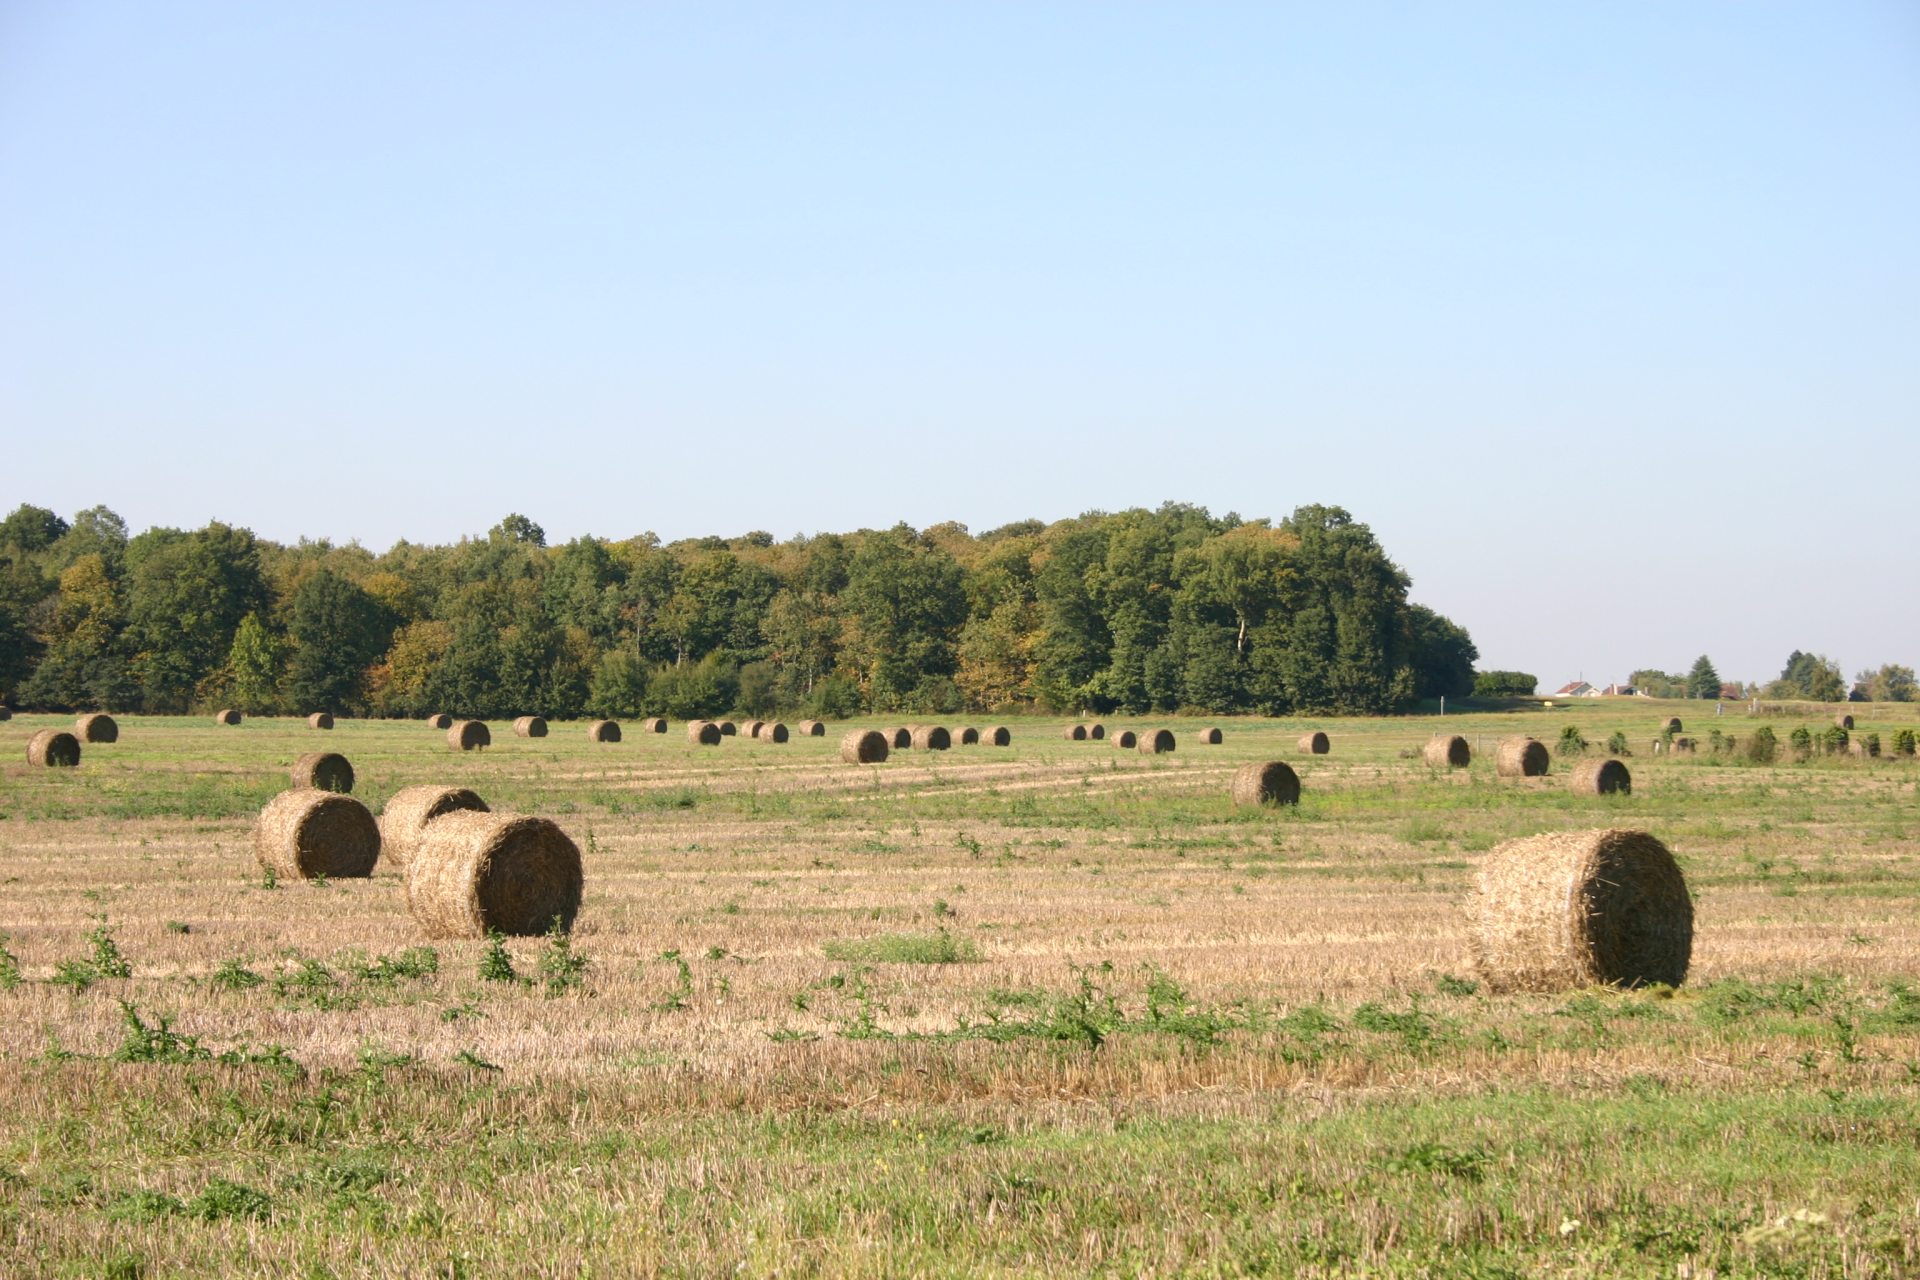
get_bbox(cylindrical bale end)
[254,789,380,880]
[1232,761,1301,807]
[841,729,889,763]
[406,811,583,939]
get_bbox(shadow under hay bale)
[513,715,548,738]
[27,729,81,767]
[76,713,118,743]
[1298,731,1330,755]
[687,720,721,745]
[1496,737,1550,778]
[842,728,889,764]
[644,717,668,734]
[1231,761,1301,807]
[1468,828,1692,992]
[757,721,789,743]
[214,709,242,726]
[988,726,1011,746]
[1138,728,1175,755]
[1425,734,1471,768]
[911,725,951,750]
[307,712,334,731]
[1200,727,1223,744]
[1113,729,1138,749]
[427,713,453,730]
[380,785,489,873]
[1570,758,1631,795]
[958,726,980,744]
[890,727,912,748]
[587,719,622,743]
[797,719,826,736]
[406,811,582,939]
[254,789,380,880]
[1064,724,1088,741]
[447,720,490,752]
[291,751,354,794]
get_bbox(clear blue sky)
[4,2,1916,689]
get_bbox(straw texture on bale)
[1138,728,1176,755]
[406,811,582,939]
[743,721,765,740]
[290,751,354,794]
[1670,737,1697,755]
[797,719,826,736]
[307,712,334,731]
[1425,734,1471,768]
[841,728,888,764]
[717,721,738,736]
[587,719,622,743]
[1064,724,1088,741]
[447,720,490,751]
[1200,727,1223,744]
[76,713,118,743]
[756,721,789,743]
[958,727,980,745]
[1088,724,1106,740]
[1835,713,1854,730]
[1468,828,1693,992]
[1496,737,1550,778]
[380,785,489,872]
[427,713,453,730]
[1298,731,1330,755]
[687,720,721,745]
[911,724,951,750]
[1665,718,1683,734]
[643,717,667,734]
[513,715,548,738]
[1570,758,1631,796]
[214,708,242,726]
[27,729,81,767]
[1231,761,1301,808]
[988,726,1011,746]
[890,727,912,748]
[1113,729,1138,749]
[254,789,380,880]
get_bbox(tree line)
[1628,653,1915,703]
[0,501,1481,720]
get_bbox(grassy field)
[1,700,1917,1278]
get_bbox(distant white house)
[1553,680,1597,698]
[1600,683,1645,697]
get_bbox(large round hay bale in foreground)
[1138,728,1176,755]
[1468,828,1692,992]
[291,751,354,794]
[643,717,668,734]
[756,721,789,743]
[890,727,912,748]
[1112,729,1138,749]
[841,728,889,764]
[1570,758,1631,796]
[717,721,738,737]
[988,726,1011,746]
[1232,761,1301,807]
[214,708,242,726]
[1496,737,1550,778]
[1200,727,1223,744]
[587,719,622,743]
[306,712,333,731]
[254,789,380,880]
[797,719,826,737]
[958,726,980,744]
[1835,713,1854,730]
[406,811,582,939]
[427,713,453,730]
[1425,734,1471,768]
[27,729,81,767]
[1664,718,1683,734]
[1298,731,1329,755]
[513,715,548,739]
[1064,724,1088,741]
[911,724,951,750]
[76,713,118,743]
[380,785,490,872]
[687,720,721,745]
[447,720,490,752]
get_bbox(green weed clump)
[822,930,981,965]
[538,920,588,997]
[478,933,517,984]
[1605,731,1631,757]
[1894,728,1917,756]
[1556,726,1587,758]
[0,935,19,991]
[1745,725,1779,764]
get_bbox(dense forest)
[0,501,1479,720]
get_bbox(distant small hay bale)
[988,726,1011,746]
[1138,728,1176,755]
[1835,713,1855,730]
[1113,729,1138,749]
[717,721,738,736]
[743,721,766,739]
[1298,731,1330,755]
[447,720,490,752]
[1496,737,1550,778]
[587,719,622,743]
[890,727,912,748]
[756,721,789,743]
[1665,718,1683,734]
[797,719,826,737]
[290,751,354,794]
[427,713,453,730]
[687,720,721,745]
[1570,758,1631,796]
[1669,737,1697,756]
[911,725,951,750]
[405,811,582,939]
[1088,723,1106,740]
[513,715,549,738]
[1425,734,1471,768]
[306,712,334,731]
[76,713,118,743]
[842,728,889,763]
[958,726,980,744]
[1064,724,1088,741]
[1231,761,1301,808]
[254,789,380,880]
[380,784,489,872]
[214,708,242,726]
[27,729,81,768]
[1468,828,1693,992]
[1200,727,1223,744]
[643,717,668,734]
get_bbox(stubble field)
[1,702,1917,1278]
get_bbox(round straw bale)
[1138,728,1176,755]
[27,729,81,767]
[911,725,951,750]
[1669,736,1696,756]
[513,715,549,738]
[447,719,490,751]
[1664,717,1683,734]
[214,708,242,726]
[1231,761,1301,807]
[406,811,582,939]
[1064,724,1088,741]
[643,717,667,734]
[1113,729,1138,749]
[687,719,721,745]
[290,751,354,794]
[841,728,889,763]
[717,721,738,736]
[1298,731,1330,755]
[958,726,980,744]
[988,726,1011,746]
[1088,723,1106,740]
[743,720,765,739]
[1468,828,1692,992]
[254,789,380,880]
[757,721,789,743]
[890,727,912,748]
[1200,727,1223,744]
[1570,758,1631,796]
[76,713,118,743]
[1425,734,1471,768]
[427,713,453,730]
[587,719,622,743]
[797,719,826,736]
[306,712,333,731]
[1835,713,1854,730]
[380,784,489,872]
[1496,737,1550,778]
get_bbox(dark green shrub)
[1894,729,1916,756]
[1822,726,1849,754]
[1606,731,1631,756]
[1863,733,1881,758]
[1745,726,1778,764]
[1474,670,1537,697]
[1555,726,1587,758]
[1789,726,1813,758]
